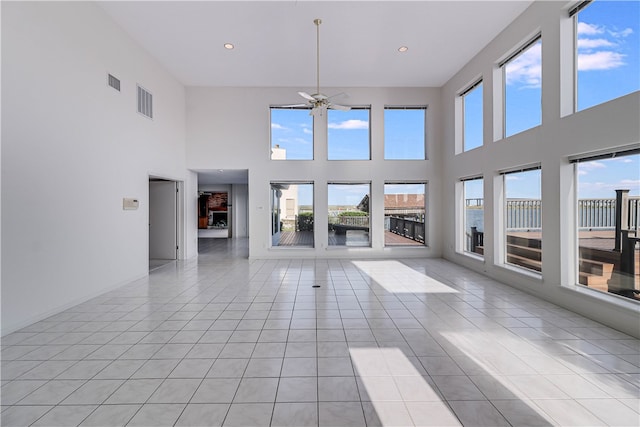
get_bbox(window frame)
[269,106,314,161]
[460,176,485,257]
[327,182,372,247]
[270,181,315,248]
[327,106,372,161]
[383,106,428,160]
[500,165,543,275]
[459,81,483,152]
[500,34,543,138]
[383,182,427,247]
[570,147,640,302]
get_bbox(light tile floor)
[2,238,639,426]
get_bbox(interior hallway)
[1,238,639,426]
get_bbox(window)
[327,108,370,160]
[271,182,314,247]
[270,108,313,160]
[461,82,483,151]
[328,183,370,247]
[384,107,426,159]
[573,149,639,302]
[384,183,426,246]
[502,36,542,137]
[503,167,542,273]
[573,0,640,111]
[462,177,484,255]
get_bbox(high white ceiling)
[98,1,533,88]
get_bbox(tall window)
[463,177,484,255]
[270,108,313,160]
[328,183,370,247]
[384,107,426,159]
[384,183,426,246]
[503,167,542,273]
[327,108,370,160]
[574,149,639,302]
[271,182,314,247]
[461,82,483,151]
[502,36,542,137]
[573,0,640,111]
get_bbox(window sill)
[496,263,543,282]
[456,250,484,262]
[270,246,315,250]
[563,282,640,311]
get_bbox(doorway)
[149,179,178,270]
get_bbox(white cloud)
[328,119,369,130]
[577,22,604,36]
[302,128,312,135]
[294,138,310,145]
[577,38,616,49]
[577,161,607,176]
[579,179,640,195]
[582,161,607,170]
[578,51,626,71]
[609,27,633,38]
[271,123,287,130]
[505,43,541,88]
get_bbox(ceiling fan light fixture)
[296,18,350,115]
[224,43,234,50]
[398,46,409,52]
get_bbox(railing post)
[615,189,630,251]
[471,227,478,252]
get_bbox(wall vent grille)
[137,85,153,119]
[108,74,121,92]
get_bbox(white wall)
[1,2,191,335]
[185,171,200,255]
[187,87,443,259]
[232,184,249,238]
[441,1,640,337]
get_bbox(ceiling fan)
[285,19,350,116]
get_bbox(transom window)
[384,107,426,159]
[572,0,640,111]
[327,108,370,160]
[502,36,542,138]
[461,82,483,152]
[270,107,313,160]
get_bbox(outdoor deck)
[275,230,423,247]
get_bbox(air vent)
[137,85,153,119]
[107,73,120,92]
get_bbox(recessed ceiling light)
[224,43,234,50]
[398,46,408,52]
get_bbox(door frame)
[149,175,185,260]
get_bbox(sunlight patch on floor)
[352,260,459,293]
[441,331,558,425]
[349,347,462,426]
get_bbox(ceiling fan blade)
[329,104,351,111]
[298,92,315,101]
[280,104,308,108]
[328,92,348,100]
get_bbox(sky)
[272,0,639,204]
